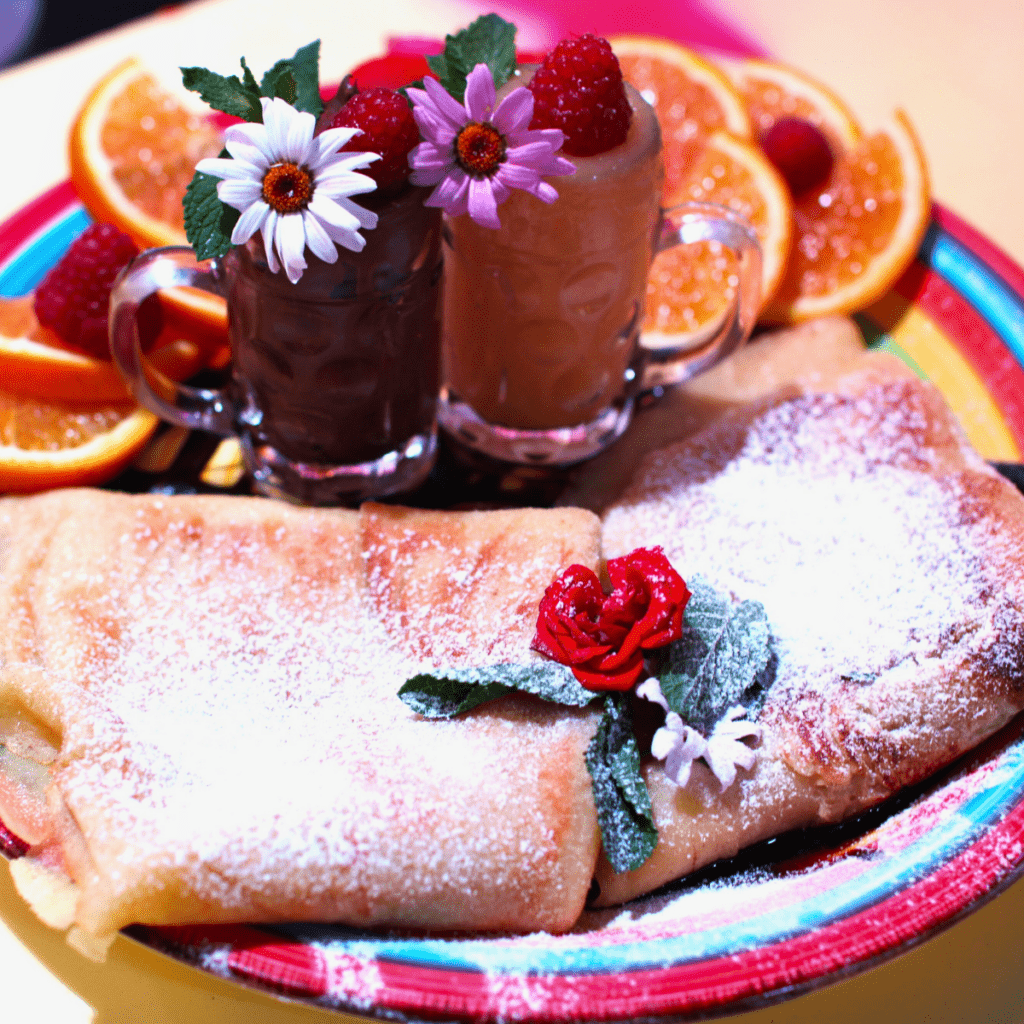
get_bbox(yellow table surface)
[2,0,1024,1020]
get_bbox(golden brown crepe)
[595,353,1024,904]
[4,319,1024,943]
[0,492,602,946]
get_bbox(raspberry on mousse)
[326,87,421,196]
[527,35,633,158]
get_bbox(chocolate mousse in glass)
[224,183,442,502]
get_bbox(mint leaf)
[426,13,517,103]
[180,65,262,122]
[399,676,510,717]
[183,161,238,261]
[262,66,298,107]
[586,696,658,873]
[652,577,776,736]
[399,661,597,719]
[282,40,323,116]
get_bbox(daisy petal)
[302,209,339,263]
[283,108,316,164]
[230,199,270,244]
[217,178,264,211]
[307,194,364,234]
[223,122,275,165]
[275,213,307,283]
[336,196,378,231]
[196,157,262,181]
[261,210,280,274]
[224,138,268,167]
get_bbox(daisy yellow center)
[455,122,506,177]
[261,162,314,214]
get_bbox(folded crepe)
[595,352,1024,904]
[0,492,602,947]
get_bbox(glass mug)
[110,188,443,505]
[439,75,762,465]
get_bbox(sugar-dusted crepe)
[0,492,602,946]
[595,353,1024,904]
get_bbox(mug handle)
[639,202,762,390]
[109,246,237,435]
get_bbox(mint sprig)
[183,152,239,262]
[426,13,517,102]
[650,577,776,736]
[398,661,657,873]
[180,42,323,259]
[586,696,658,873]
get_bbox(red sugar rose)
[532,547,690,691]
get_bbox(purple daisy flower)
[407,62,575,229]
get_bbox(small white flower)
[638,680,761,793]
[637,679,707,788]
[196,96,381,284]
[704,706,761,792]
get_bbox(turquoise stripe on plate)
[0,205,91,296]
[307,740,1024,976]
[921,223,1024,366]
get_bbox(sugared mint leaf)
[399,661,597,718]
[652,577,776,736]
[426,13,517,103]
[183,160,238,261]
[586,696,658,873]
[398,676,510,718]
[180,65,263,122]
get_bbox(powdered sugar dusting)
[14,495,600,936]
[603,385,1024,783]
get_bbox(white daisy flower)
[196,96,381,284]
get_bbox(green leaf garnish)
[179,64,263,122]
[183,156,239,261]
[651,577,776,736]
[399,661,596,718]
[261,40,323,116]
[585,696,658,873]
[426,13,517,103]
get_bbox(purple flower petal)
[467,176,501,229]
[463,63,496,122]
[421,76,472,131]
[491,86,534,137]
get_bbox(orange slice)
[0,294,219,403]
[0,394,159,494]
[730,58,863,155]
[611,35,752,199]
[69,58,228,340]
[70,57,222,249]
[644,131,792,344]
[761,111,930,322]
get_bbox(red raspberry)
[527,35,632,158]
[760,117,834,198]
[34,222,158,359]
[328,88,420,196]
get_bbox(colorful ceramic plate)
[3,184,1024,1022]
